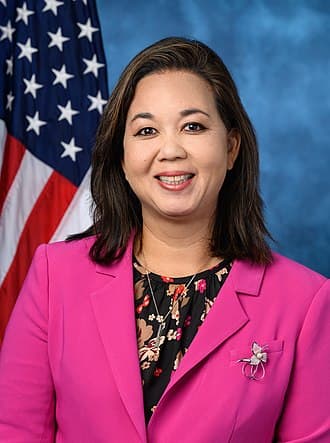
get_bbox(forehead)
[127,70,217,115]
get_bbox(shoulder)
[32,237,96,276]
[233,251,328,313]
[44,236,94,257]
[233,251,327,295]
[263,251,329,312]
[267,251,327,288]
[33,236,134,282]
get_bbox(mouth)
[156,174,194,185]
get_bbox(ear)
[227,129,241,170]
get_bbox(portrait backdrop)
[97,0,330,276]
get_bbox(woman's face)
[122,70,240,224]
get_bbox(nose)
[157,134,187,161]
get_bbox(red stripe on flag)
[0,170,77,344]
[0,135,26,213]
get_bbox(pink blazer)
[0,237,329,442]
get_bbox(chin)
[144,201,201,220]
[159,207,196,219]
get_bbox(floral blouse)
[133,258,232,423]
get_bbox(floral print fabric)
[133,258,232,423]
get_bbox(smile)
[157,174,194,185]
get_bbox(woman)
[0,37,329,442]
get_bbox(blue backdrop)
[96,0,329,276]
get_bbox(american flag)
[0,0,108,344]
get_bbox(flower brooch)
[237,342,268,380]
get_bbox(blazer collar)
[90,236,267,438]
[230,257,266,296]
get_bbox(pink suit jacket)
[0,237,329,442]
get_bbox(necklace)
[145,270,197,349]
[141,253,198,350]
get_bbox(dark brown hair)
[69,37,272,265]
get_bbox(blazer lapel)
[89,239,147,443]
[153,258,266,413]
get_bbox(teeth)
[158,175,192,185]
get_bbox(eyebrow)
[130,108,210,123]
[130,112,154,123]
[180,108,210,118]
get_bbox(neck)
[135,214,221,277]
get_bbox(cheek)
[200,150,228,175]
[200,159,229,193]
[122,156,147,193]
[123,145,149,171]
[122,150,138,178]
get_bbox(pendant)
[156,322,166,348]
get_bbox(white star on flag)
[23,74,43,99]
[87,91,107,114]
[16,2,34,26]
[0,21,15,42]
[48,27,69,51]
[52,65,74,88]
[77,18,98,42]
[61,137,83,161]
[6,92,14,111]
[0,0,7,6]
[42,0,64,15]
[58,100,79,124]
[26,111,47,135]
[17,38,38,63]
[83,54,104,77]
[6,57,13,75]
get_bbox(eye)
[135,127,157,137]
[183,122,206,132]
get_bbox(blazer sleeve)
[0,244,55,442]
[275,279,330,442]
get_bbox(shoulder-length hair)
[69,36,272,265]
